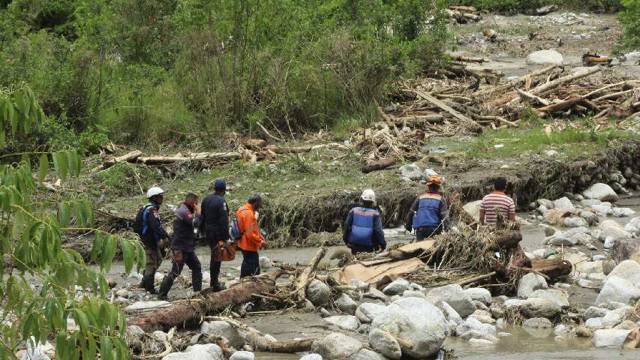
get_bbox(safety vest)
[413,193,443,229]
[349,207,378,247]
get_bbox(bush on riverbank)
[619,0,640,49]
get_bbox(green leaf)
[90,232,106,263]
[38,153,49,183]
[52,151,68,181]
[74,309,90,335]
[100,335,113,360]
[121,239,133,274]
[101,235,117,271]
[59,202,71,226]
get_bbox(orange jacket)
[236,203,264,252]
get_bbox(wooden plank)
[413,89,482,132]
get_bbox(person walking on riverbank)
[405,175,449,241]
[237,194,266,278]
[479,177,516,226]
[343,189,386,254]
[200,179,231,291]
[158,193,203,300]
[136,186,170,294]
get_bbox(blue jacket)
[343,207,386,251]
[141,202,169,248]
[406,192,448,230]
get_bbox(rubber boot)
[141,272,157,294]
[158,274,174,300]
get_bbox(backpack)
[133,204,152,237]
[229,215,242,241]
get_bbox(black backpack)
[133,204,152,237]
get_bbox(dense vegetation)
[619,0,640,50]
[0,0,451,149]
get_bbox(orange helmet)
[427,175,442,186]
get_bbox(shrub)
[619,0,640,50]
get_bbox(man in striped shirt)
[479,177,516,226]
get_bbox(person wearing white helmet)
[342,189,386,255]
[134,186,170,294]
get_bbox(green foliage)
[0,87,144,358]
[619,0,640,50]
[96,161,160,196]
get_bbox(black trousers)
[209,243,222,287]
[240,250,260,278]
[159,250,202,296]
[416,225,442,241]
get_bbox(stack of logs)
[447,6,482,24]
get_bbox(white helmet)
[361,189,376,203]
[146,186,165,199]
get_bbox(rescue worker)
[237,194,265,278]
[139,186,170,294]
[158,193,203,300]
[479,177,516,227]
[405,175,449,240]
[343,189,386,254]
[200,179,230,291]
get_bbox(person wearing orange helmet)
[405,175,449,241]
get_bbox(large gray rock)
[624,217,640,235]
[371,297,447,358]
[583,183,618,202]
[426,284,476,318]
[382,279,410,296]
[592,329,632,348]
[336,293,358,315]
[455,316,497,342]
[584,306,608,320]
[463,200,482,221]
[563,217,588,228]
[606,260,640,287]
[595,276,640,305]
[306,279,331,306]
[601,306,632,328]
[528,289,569,308]
[517,273,548,298]
[527,49,564,65]
[464,288,492,305]
[349,349,387,360]
[399,164,423,181]
[368,328,401,360]
[599,220,631,249]
[299,354,323,360]
[229,351,255,360]
[437,301,463,325]
[523,317,553,329]
[553,197,575,212]
[611,207,635,218]
[355,303,387,323]
[324,315,360,331]
[162,344,224,360]
[312,333,363,359]
[200,321,244,348]
[520,298,561,319]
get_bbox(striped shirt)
[480,191,515,225]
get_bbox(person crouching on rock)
[158,193,203,300]
[237,194,266,278]
[405,175,449,241]
[343,189,386,255]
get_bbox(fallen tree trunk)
[413,89,483,133]
[128,276,277,332]
[531,258,572,280]
[361,158,396,173]
[93,150,143,171]
[538,96,586,114]
[138,152,242,165]
[474,65,558,97]
[295,247,327,303]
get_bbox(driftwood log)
[361,158,396,173]
[129,275,278,332]
[295,247,327,303]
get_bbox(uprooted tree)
[0,85,145,359]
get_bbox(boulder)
[537,199,555,209]
[324,315,360,331]
[200,321,244,348]
[614,320,638,330]
[592,329,632,348]
[583,183,618,202]
[437,301,463,326]
[520,298,561,318]
[463,200,482,221]
[578,210,599,226]
[586,317,603,330]
[312,333,363,359]
[306,279,331,306]
[592,204,613,217]
[601,306,632,328]
[595,276,640,305]
[584,306,608,320]
[606,260,640,287]
[368,328,402,360]
[624,217,640,235]
[382,279,410,296]
[426,284,476,318]
[455,316,497,342]
[611,207,636,217]
[162,344,224,360]
[355,303,387,323]
[363,288,388,302]
[526,49,564,65]
[336,293,358,315]
[399,164,423,181]
[371,297,447,358]
[599,220,631,249]
[553,197,575,212]
[517,273,548,298]
[349,349,387,360]
[259,256,272,269]
[468,338,496,346]
[528,289,569,308]
[575,261,603,274]
[554,324,570,336]
[523,317,553,329]
[563,217,588,228]
[464,288,492,305]
[469,309,495,325]
[229,351,255,360]
[402,290,426,298]
[299,354,323,360]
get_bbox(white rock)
[299,354,323,360]
[324,315,360,331]
[350,349,387,360]
[230,351,255,360]
[584,306,608,319]
[463,201,482,221]
[575,261,603,274]
[456,316,497,341]
[600,220,631,249]
[563,217,588,228]
[336,293,358,315]
[152,331,168,342]
[523,317,553,328]
[200,321,244,348]
[592,204,613,216]
[115,288,129,297]
[601,306,632,328]
[426,284,476,318]
[607,260,640,287]
[469,310,495,324]
[586,317,604,329]
[355,303,387,323]
[527,49,564,65]
[399,164,423,181]
[592,329,632,348]
[259,256,272,269]
[371,297,447,358]
[124,301,171,312]
[383,279,410,295]
[528,289,569,308]
[312,333,362,359]
[468,338,496,346]
[464,288,492,305]
[554,324,570,336]
[368,328,401,360]
[553,197,575,212]
[596,276,640,305]
[583,183,618,202]
[162,344,224,360]
[517,273,548,298]
[611,207,636,218]
[437,301,463,326]
[504,299,526,310]
[306,279,331,306]
[520,298,561,319]
[402,290,426,298]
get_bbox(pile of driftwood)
[446,6,481,24]
[358,65,639,168]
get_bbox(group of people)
[135,179,266,299]
[136,175,516,298]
